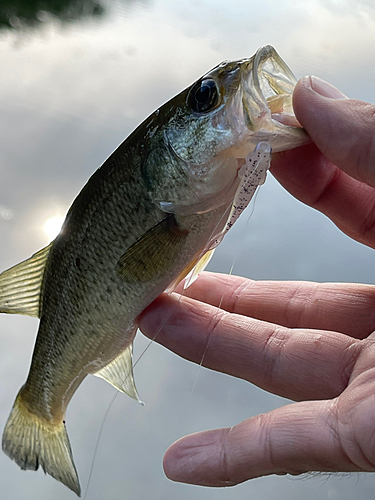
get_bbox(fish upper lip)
[240,45,301,131]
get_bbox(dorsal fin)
[0,242,53,318]
[94,342,141,403]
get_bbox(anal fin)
[0,242,53,318]
[94,342,141,403]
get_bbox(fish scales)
[0,45,309,495]
[24,136,225,418]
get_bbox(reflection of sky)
[1,1,375,499]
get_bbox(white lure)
[183,141,272,289]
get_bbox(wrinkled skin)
[139,76,375,484]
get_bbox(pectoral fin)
[0,242,53,318]
[116,214,188,283]
[94,343,141,402]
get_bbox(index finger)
[174,272,375,339]
[138,293,361,401]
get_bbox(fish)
[0,45,308,496]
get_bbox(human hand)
[271,76,375,249]
[138,77,375,486]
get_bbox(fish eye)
[189,78,220,114]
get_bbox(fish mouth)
[238,45,309,152]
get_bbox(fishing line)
[85,147,269,497]
[83,291,185,499]
[131,205,234,402]
[190,163,267,402]
[83,390,118,500]
[128,197,236,371]
[188,199,257,400]
[84,200,236,497]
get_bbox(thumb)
[293,76,375,188]
[162,399,365,486]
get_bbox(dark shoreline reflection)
[0,0,105,29]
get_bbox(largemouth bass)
[0,45,308,495]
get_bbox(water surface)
[1,1,375,499]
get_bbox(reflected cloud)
[0,206,13,221]
[320,0,375,19]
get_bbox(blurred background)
[1,0,375,499]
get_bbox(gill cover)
[159,46,308,216]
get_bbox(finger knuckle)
[262,326,290,387]
[350,102,375,184]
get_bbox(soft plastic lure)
[183,141,272,288]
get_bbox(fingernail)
[305,76,347,99]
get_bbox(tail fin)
[2,390,81,496]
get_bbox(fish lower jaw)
[233,119,310,155]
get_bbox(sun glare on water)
[43,215,65,240]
